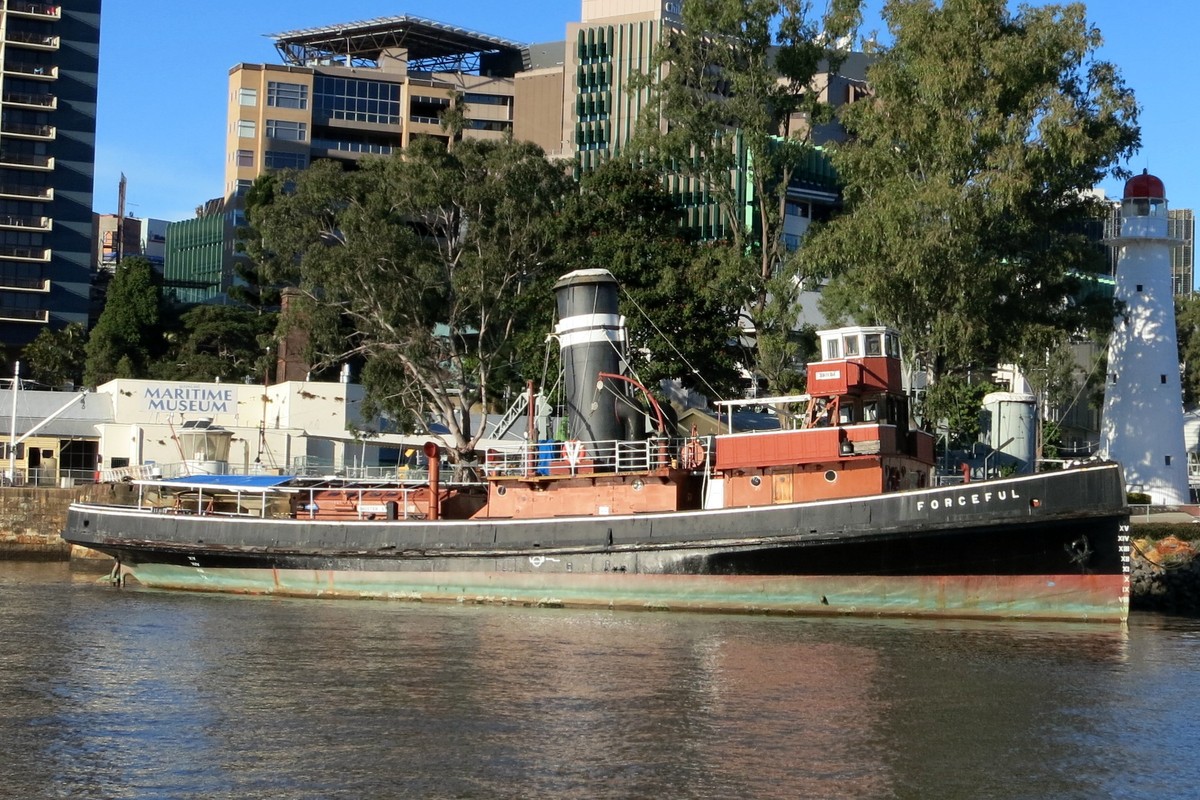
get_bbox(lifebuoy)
[681,439,706,470]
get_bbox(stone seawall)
[0,484,136,561]
[1130,532,1200,615]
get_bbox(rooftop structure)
[269,15,529,74]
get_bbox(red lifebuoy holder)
[563,439,586,467]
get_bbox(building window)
[311,137,394,156]
[464,119,513,133]
[238,88,257,106]
[235,179,253,197]
[236,149,254,168]
[267,81,309,110]
[314,76,401,125]
[266,119,307,142]
[785,200,810,218]
[236,119,256,138]
[264,151,307,170]
[463,92,511,107]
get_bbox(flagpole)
[8,361,18,485]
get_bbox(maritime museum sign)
[140,384,236,414]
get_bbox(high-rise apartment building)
[0,1,100,348]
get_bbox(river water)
[1,562,1197,799]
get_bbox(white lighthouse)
[1100,170,1189,505]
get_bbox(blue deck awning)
[155,474,295,491]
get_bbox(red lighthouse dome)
[1124,170,1166,200]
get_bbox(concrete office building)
[0,1,100,349]
[211,15,565,298]
[93,213,142,272]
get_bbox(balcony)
[0,213,50,232]
[4,30,60,50]
[0,121,55,140]
[0,151,54,171]
[2,90,56,110]
[3,62,58,80]
[0,306,49,323]
[0,275,50,292]
[3,2,63,20]
[0,183,52,201]
[0,245,50,262]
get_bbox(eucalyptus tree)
[801,0,1139,424]
[244,139,571,464]
[22,322,87,388]
[1177,294,1200,406]
[83,256,163,385]
[632,0,864,391]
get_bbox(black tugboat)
[63,269,1130,622]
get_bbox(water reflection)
[1,564,1196,799]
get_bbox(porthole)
[632,479,644,491]
[824,470,837,483]
[497,486,507,496]
[750,475,762,487]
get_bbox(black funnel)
[553,269,627,446]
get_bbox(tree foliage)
[1177,294,1200,407]
[150,305,277,383]
[83,257,163,385]
[922,373,996,450]
[244,140,571,463]
[633,0,863,391]
[801,0,1140,425]
[22,322,87,388]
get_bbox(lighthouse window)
[1136,284,1143,292]
[1162,375,1168,384]
[1166,455,1173,466]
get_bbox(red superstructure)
[711,326,934,507]
[476,325,935,519]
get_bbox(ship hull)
[63,463,1131,622]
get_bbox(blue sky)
[95,1,1199,222]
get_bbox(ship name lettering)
[916,488,1018,513]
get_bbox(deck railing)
[483,436,712,477]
